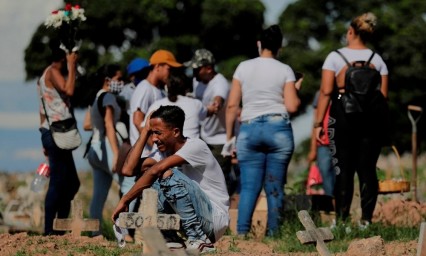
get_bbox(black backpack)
[335,50,381,113]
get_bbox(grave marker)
[296,210,334,256]
[53,199,99,237]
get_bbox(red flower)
[74,5,80,9]
[51,10,59,14]
[65,3,72,11]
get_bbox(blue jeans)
[40,128,80,235]
[88,137,138,236]
[236,113,294,236]
[152,169,215,242]
[317,145,335,196]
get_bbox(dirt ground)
[0,231,418,256]
[0,198,422,256]
[0,157,424,256]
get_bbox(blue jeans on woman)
[152,169,215,242]
[317,145,335,197]
[88,137,138,236]
[40,128,80,235]
[236,113,294,236]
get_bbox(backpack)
[335,50,381,113]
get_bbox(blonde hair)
[350,12,377,42]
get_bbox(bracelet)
[313,121,323,128]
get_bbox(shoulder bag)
[40,88,82,150]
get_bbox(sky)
[0,0,309,172]
[0,0,291,83]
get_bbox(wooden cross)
[417,222,426,256]
[117,188,181,254]
[53,199,99,237]
[141,227,199,256]
[296,210,334,256]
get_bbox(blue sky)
[0,0,309,172]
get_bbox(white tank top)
[38,66,73,129]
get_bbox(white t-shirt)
[129,79,164,146]
[233,57,295,122]
[150,138,230,240]
[322,47,388,76]
[193,73,229,145]
[145,96,207,139]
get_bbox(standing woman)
[87,64,124,236]
[38,40,80,235]
[225,25,301,236]
[314,13,389,226]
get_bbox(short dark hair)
[260,25,283,55]
[150,105,185,132]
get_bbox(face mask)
[109,80,124,94]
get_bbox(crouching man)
[111,105,229,253]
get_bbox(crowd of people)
[36,11,389,253]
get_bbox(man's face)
[150,117,177,153]
[193,66,210,83]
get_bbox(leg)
[316,145,335,197]
[88,145,113,236]
[263,115,294,236]
[159,169,215,242]
[41,128,79,235]
[356,138,381,222]
[328,105,356,222]
[236,122,265,235]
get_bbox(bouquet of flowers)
[45,3,86,53]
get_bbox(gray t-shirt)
[90,90,121,142]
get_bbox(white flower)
[44,6,86,29]
[71,7,86,22]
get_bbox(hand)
[111,199,129,223]
[314,127,326,145]
[207,102,219,115]
[221,136,236,157]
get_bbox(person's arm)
[314,69,334,143]
[83,106,92,131]
[51,52,78,96]
[307,107,318,163]
[225,78,242,141]
[283,81,300,114]
[121,125,151,176]
[104,106,120,172]
[380,75,388,99]
[111,154,186,221]
[133,109,145,133]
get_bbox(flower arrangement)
[44,3,86,53]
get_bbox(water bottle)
[31,162,50,192]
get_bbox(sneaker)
[186,239,216,254]
[358,220,370,231]
[163,231,186,250]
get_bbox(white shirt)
[150,138,230,240]
[129,79,164,146]
[233,57,295,121]
[145,96,207,139]
[322,47,388,76]
[193,73,229,145]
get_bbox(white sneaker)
[358,220,370,230]
[186,239,215,254]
